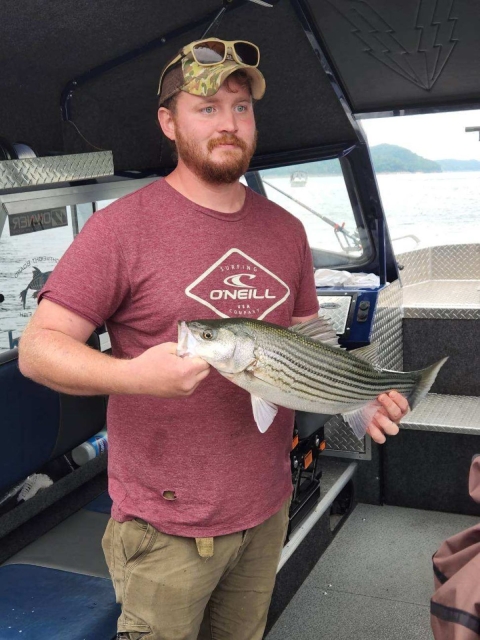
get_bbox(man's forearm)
[19,326,133,396]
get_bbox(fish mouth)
[177,321,199,357]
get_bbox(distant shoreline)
[264,144,480,177]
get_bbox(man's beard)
[174,129,257,185]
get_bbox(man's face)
[165,77,257,184]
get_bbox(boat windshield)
[256,158,372,268]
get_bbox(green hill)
[370,144,441,173]
[263,145,479,177]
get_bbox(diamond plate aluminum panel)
[398,248,431,286]
[403,306,480,320]
[325,415,365,453]
[401,393,480,435]
[370,280,403,372]
[324,281,403,457]
[317,295,353,334]
[399,245,480,286]
[403,280,480,319]
[431,245,480,280]
[0,152,113,189]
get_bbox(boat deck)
[267,502,478,640]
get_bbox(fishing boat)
[290,170,308,187]
[0,1,479,639]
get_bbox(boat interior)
[0,1,479,638]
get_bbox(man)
[19,38,408,640]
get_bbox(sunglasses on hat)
[157,38,260,97]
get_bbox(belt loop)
[195,537,214,558]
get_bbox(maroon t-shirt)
[39,179,319,537]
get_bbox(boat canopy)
[0,0,479,173]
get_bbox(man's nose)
[218,109,238,133]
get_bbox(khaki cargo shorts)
[102,497,291,640]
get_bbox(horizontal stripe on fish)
[258,349,416,397]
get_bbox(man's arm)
[291,313,407,443]
[19,299,210,398]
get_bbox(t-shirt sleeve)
[292,232,319,318]
[38,210,130,327]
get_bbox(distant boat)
[290,171,308,187]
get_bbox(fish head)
[177,319,256,374]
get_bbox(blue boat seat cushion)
[0,564,120,640]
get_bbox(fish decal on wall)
[19,267,52,309]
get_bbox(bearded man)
[18,38,407,640]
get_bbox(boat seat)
[0,338,119,640]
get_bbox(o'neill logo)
[185,249,290,319]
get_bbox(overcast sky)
[360,109,480,161]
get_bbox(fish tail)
[409,357,449,410]
[19,288,28,309]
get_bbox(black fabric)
[431,600,480,634]
[403,318,480,396]
[308,0,480,114]
[0,0,356,172]
[384,430,480,516]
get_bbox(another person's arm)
[19,299,210,398]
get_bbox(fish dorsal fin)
[251,395,278,433]
[289,317,340,348]
[351,342,380,369]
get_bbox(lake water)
[262,171,480,254]
[1,172,479,351]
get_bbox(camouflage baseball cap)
[158,40,266,106]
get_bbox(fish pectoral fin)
[251,395,278,433]
[342,400,381,440]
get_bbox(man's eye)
[202,106,215,114]
[235,105,247,113]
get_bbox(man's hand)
[127,342,210,398]
[367,390,409,444]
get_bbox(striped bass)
[178,317,447,438]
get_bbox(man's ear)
[158,107,176,141]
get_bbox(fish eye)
[202,330,214,340]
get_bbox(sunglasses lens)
[193,41,225,64]
[234,42,259,66]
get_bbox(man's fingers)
[373,409,400,436]
[185,356,211,373]
[378,391,409,422]
[366,422,386,444]
[196,366,211,381]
